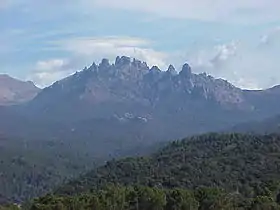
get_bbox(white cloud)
[59,36,168,69]
[91,0,280,23]
[210,42,238,66]
[36,59,66,72]
[28,59,75,87]
[189,34,280,89]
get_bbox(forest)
[58,133,280,198]
[3,133,280,209]
[2,185,280,210]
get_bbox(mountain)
[2,56,261,156]
[0,57,262,156]
[57,133,280,197]
[243,85,280,117]
[11,56,278,142]
[0,75,40,106]
[27,57,250,122]
[16,57,255,131]
[25,56,280,123]
[2,56,280,142]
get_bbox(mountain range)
[25,56,280,123]
[1,56,280,146]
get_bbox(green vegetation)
[0,129,161,204]
[4,185,280,210]
[0,205,20,210]
[4,133,280,209]
[0,136,98,203]
[58,133,280,198]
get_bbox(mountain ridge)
[27,56,249,118]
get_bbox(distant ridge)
[0,74,40,105]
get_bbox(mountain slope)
[0,135,97,203]
[231,114,280,134]
[58,133,280,197]
[243,85,280,118]
[0,75,40,105]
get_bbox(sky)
[1,0,280,89]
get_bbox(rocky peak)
[99,58,111,69]
[88,62,98,72]
[115,56,131,67]
[179,63,192,78]
[150,66,161,74]
[132,58,141,67]
[132,58,149,71]
[115,56,121,65]
[167,65,177,76]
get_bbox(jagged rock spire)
[99,58,110,68]
[167,65,177,75]
[179,63,192,77]
[150,66,161,74]
[88,62,98,71]
[115,56,131,66]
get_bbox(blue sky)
[1,0,280,89]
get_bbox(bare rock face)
[166,65,177,76]
[0,74,40,106]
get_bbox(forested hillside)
[0,130,163,204]
[3,133,280,209]
[0,136,97,203]
[58,133,280,198]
